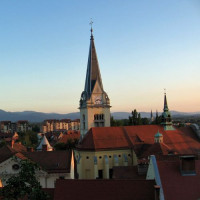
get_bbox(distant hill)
[0,109,199,122]
[0,110,80,122]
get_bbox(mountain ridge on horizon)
[0,109,199,122]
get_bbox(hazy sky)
[0,0,200,113]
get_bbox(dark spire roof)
[163,92,169,112]
[84,30,104,98]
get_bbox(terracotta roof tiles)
[24,151,72,173]
[158,159,200,200]
[54,179,155,200]
[77,125,200,157]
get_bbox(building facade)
[42,119,80,133]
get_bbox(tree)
[0,140,6,148]
[31,124,40,132]
[0,159,49,200]
[129,109,150,126]
[54,138,79,150]
[141,117,149,125]
[110,116,123,126]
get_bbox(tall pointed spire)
[84,25,104,99]
[164,90,169,112]
[79,24,111,138]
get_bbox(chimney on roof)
[27,147,34,152]
[197,151,200,160]
[11,139,14,148]
[154,185,160,200]
[42,144,48,151]
[137,159,149,175]
[180,155,196,176]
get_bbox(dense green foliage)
[128,109,150,125]
[0,159,49,200]
[152,114,162,124]
[18,131,38,148]
[0,140,6,148]
[31,124,40,133]
[111,109,150,126]
[54,138,79,150]
[110,116,129,126]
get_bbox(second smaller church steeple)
[161,91,174,130]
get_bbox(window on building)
[94,114,105,127]
[98,170,103,179]
[109,169,113,179]
[83,122,85,129]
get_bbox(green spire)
[161,91,175,130]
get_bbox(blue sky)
[0,0,199,113]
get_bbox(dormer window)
[12,164,20,171]
[180,156,196,176]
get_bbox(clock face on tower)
[94,95,102,104]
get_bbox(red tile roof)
[0,145,72,174]
[58,131,80,143]
[158,159,200,200]
[54,179,155,200]
[12,143,27,152]
[0,143,27,163]
[112,166,146,179]
[0,145,16,163]
[78,127,132,150]
[77,125,200,157]
[24,151,72,173]
[140,142,177,159]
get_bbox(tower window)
[94,114,105,127]
[83,122,85,129]
[83,114,86,129]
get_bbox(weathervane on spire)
[90,18,93,35]
[164,88,166,95]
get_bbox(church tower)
[79,27,111,138]
[161,91,174,130]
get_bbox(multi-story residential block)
[0,120,31,133]
[71,119,80,131]
[16,120,31,132]
[42,119,80,133]
[0,121,12,133]
[59,119,71,130]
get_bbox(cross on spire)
[90,19,93,35]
